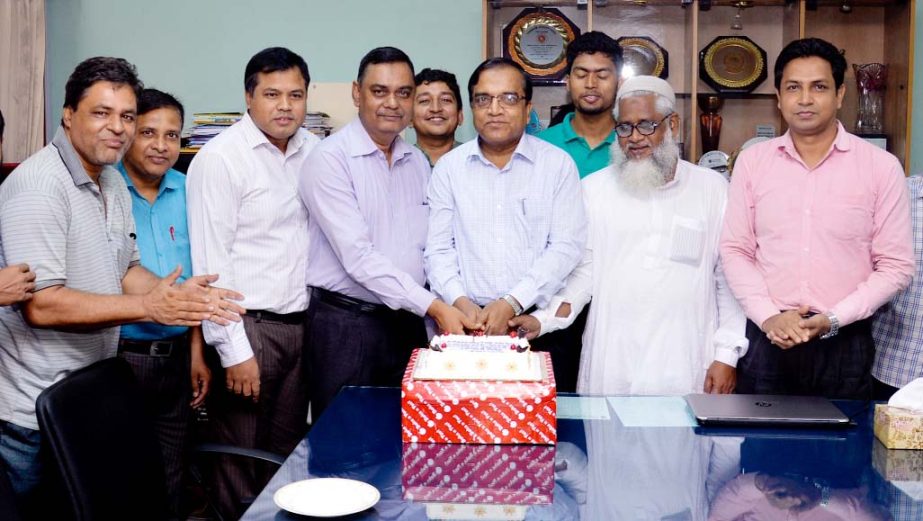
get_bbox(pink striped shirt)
[720,122,913,328]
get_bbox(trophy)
[698,94,724,153]
[699,36,767,94]
[853,63,887,135]
[502,8,579,85]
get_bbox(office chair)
[36,357,169,521]
[36,357,288,521]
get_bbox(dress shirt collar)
[51,126,96,187]
[344,118,414,164]
[116,162,181,199]
[239,112,307,158]
[470,133,536,168]
[777,120,850,166]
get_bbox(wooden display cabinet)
[483,0,914,169]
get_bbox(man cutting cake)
[424,58,587,386]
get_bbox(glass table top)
[242,387,919,520]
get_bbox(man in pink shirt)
[720,38,913,399]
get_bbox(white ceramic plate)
[273,478,380,517]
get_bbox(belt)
[312,287,390,315]
[244,309,305,325]
[118,334,188,357]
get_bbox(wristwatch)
[501,294,524,316]
[819,311,839,339]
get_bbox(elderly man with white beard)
[510,76,749,395]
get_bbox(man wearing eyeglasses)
[508,76,748,395]
[425,58,586,367]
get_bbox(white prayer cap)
[616,75,676,107]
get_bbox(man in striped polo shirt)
[0,57,243,515]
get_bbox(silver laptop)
[684,393,851,427]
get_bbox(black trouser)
[530,305,589,393]
[118,335,191,520]
[306,289,426,423]
[736,319,874,400]
[873,378,900,401]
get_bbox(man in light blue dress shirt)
[117,89,210,519]
[425,58,587,383]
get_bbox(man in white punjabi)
[511,76,748,395]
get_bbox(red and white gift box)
[401,349,557,445]
[401,442,555,505]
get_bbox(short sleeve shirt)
[0,127,138,430]
[537,113,615,179]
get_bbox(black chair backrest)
[35,357,168,521]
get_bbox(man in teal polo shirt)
[117,89,210,519]
[538,31,623,178]
[533,32,623,391]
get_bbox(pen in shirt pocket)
[169,225,175,241]
[519,197,526,216]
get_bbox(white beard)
[611,129,680,197]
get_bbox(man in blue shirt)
[117,89,209,519]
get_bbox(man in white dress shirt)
[511,76,748,395]
[424,58,586,382]
[185,47,318,519]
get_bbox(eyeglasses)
[614,114,673,138]
[472,92,526,109]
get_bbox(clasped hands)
[142,266,246,327]
[427,296,522,335]
[761,305,831,349]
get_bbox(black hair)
[414,68,463,110]
[565,31,623,75]
[0,108,4,141]
[774,38,846,90]
[137,89,185,123]
[357,47,415,84]
[467,58,533,103]
[63,57,143,111]
[244,47,310,95]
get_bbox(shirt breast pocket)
[826,195,872,243]
[669,216,705,267]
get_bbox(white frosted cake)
[412,334,542,381]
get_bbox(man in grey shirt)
[0,57,242,513]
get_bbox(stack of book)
[303,111,332,139]
[183,112,242,151]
